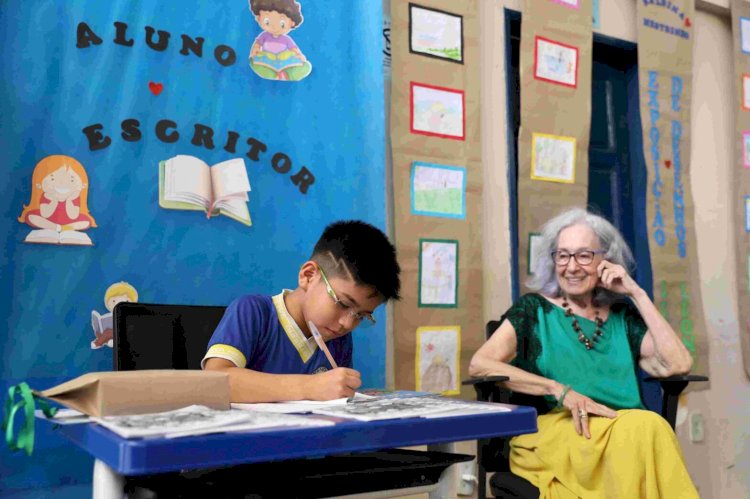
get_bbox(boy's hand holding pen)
[307,321,362,400]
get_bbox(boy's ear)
[298,261,318,290]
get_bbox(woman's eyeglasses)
[318,266,376,328]
[550,249,606,266]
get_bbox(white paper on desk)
[231,392,376,414]
[308,396,457,421]
[420,402,511,418]
[309,396,510,421]
[163,412,334,439]
[35,408,91,425]
[93,404,320,439]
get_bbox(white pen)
[308,321,338,369]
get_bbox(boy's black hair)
[311,220,401,301]
[249,0,304,26]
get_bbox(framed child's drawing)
[415,325,460,395]
[534,36,578,88]
[741,17,750,55]
[409,3,463,63]
[411,161,466,219]
[410,82,465,140]
[744,75,750,111]
[527,232,543,275]
[531,132,576,183]
[743,132,750,168]
[418,239,458,307]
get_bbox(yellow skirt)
[509,409,699,499]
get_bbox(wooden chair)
[463,320,709,499]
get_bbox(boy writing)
[203,220,400,402]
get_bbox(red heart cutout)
[684,17,691,27]
[148,81,164,96]
[664,160,672,169]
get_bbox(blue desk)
[52,403,537,498]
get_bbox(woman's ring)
[578,409,588,419]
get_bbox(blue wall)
[1,1,385,491]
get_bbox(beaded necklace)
[561,297,604,350]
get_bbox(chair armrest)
[644,375,709,382]
[644,374,708,396]
[643,375,709,429]
[461,376,510,385]
[644,374,708,383]
[461,376,509,402]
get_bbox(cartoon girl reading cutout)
[248,0,312,81]
[91,281,139,349]
[18,155,96,245]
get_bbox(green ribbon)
[2,382,58,456]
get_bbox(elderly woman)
[469,208,698,498]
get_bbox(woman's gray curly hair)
[526,207,635,304]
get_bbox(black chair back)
[113,302,227,371]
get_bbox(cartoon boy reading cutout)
[91,281,139,349]
[18,155,97,245]
[248,0,312,81]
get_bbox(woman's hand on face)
[596,260,640,296]
[561,388,617,439]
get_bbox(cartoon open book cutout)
[158,155,252,226]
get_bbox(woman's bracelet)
[556,384,572,408]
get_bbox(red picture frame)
[409,82,466,141]
[533,36,579,89]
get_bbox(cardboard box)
[34,370,230,417]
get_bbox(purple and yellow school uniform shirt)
[201,291,352,373]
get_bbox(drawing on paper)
[409,4,463,63]
[94,405,331,439]
[534,36,578,88]
[527,233,543,275]
[746,196,750,232]
[416,326,460,395]
[411,162,466,219]
[419,239,458,307]
[744,132,750,168]
[741,17,750,55]
[744,75,750,110]
[309,396,509,422]
[411,82,465,140]
[531,132,576,183]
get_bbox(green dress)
[501,293,647,411]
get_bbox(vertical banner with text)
[637,0,709,382]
